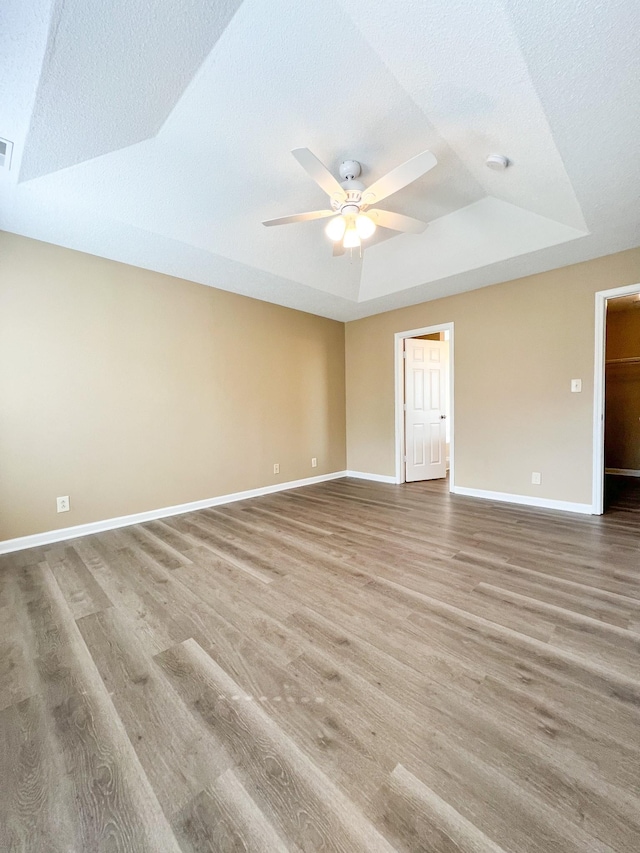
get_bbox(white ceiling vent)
[0,138,14,170]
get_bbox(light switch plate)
[571,379,582,392]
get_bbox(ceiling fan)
[262,148,437,254]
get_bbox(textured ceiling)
[1,0,639,320]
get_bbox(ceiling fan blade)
[291,148,346,200]
[368,209,428,234]
[262,209,336,227]
[364,150,437,204]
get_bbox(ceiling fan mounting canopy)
[263,147,437,253]
[339,159,362,181]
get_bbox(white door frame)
[592,281,640,513]
[395,322,455,486]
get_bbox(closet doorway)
[593,283,640,513]
[604,295,640,511]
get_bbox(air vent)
[0,138,14,170]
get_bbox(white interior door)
[404,338,447,482]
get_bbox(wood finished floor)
[1,477,639,852]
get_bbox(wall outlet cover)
[531,472,541,485]
[56,496,70,512]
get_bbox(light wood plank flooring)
[1,477,639,852]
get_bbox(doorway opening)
[593,283,640,513]
[395,322,454,486]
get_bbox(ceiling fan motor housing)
[341,202,361,217]
[331,183,365,214]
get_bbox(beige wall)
[3,232,639,541]
[346,248,640,505]
[0,233,346,541]
[605,307,640,471]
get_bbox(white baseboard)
[345,470,398,484]
[451,485,593,515]
[606,468,640,478]
[0,471,349,555]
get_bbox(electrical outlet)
[56,495,70,513]
[311,457,317,468]
[273,463,280,474]
[531,472,541,485]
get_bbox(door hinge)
[403,403,407,411]
[403,455,407,462]
[402,351,407,359]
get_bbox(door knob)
[440,414,447,419]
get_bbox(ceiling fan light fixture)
[343,225,361,249]
[263,147,436,254]
[355,214,376,239]
[325,215,346,242]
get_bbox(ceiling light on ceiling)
[343,223,361,249]
[485,153,510,171]
[324,213,376,249]
[325,212,376,246]
[325,216,347,242]
[355,214,376,239]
